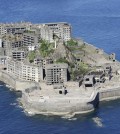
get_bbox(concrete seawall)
[0,70,40,91]
[21,91,99,115]
[99,87,120,101]
[1,70,120,116]
[21,88,120,116]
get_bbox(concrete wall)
[99,88,120,101]
[0,70,16,88]
[0,70,40,91]
[21,91,99,115]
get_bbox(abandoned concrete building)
[7,60,43,82]
[89,71,105,83]
[45,63,68,85]
[84,75,96,87]
[12,50,26,61]
[23,31,40,47]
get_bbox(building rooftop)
[46,63,68,69]
[89,71,104,76]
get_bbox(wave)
[23,110,35,117]
[10,103,17,106]
[92,117,104,127]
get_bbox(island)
[0,22,120,116]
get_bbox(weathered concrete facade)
[7,60,43,82]
[45,63,68,85]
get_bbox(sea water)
[0,0,120,133]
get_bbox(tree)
[28,51,36,63]
[39,40,54,57]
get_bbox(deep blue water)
[0,0,120,133]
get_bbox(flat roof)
[46,63,68,69]
[89,71,104,76]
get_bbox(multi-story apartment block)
[3,40,12,56]
[12,50,26,61]
[0,22,31,35]
[34,58,53,69]
[0,25,7,35]
[2,37,23,57]
[36,22,71,43]
[45,63,68,85]
[23,31,40,48]
[2,34,23,47]
[40,25,54,43]
[11,40,23,48]
[7,60,43,82]
[44,22,71,42]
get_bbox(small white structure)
[28,46,36,51]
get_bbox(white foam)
[92,117,104,127]
[24,110,35,116]
[10,103,17,106]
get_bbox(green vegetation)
[67,44,85,52]
[39,40,54,58]
[66,39,78,46]
[78,63,89,74]
[27,40,55,62]
[56,58,69,64]
[28,51,36,63]
[70,63,89,80]
[56,58,74,68]
[78,44,86,50]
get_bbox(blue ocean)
[0,0,120,133]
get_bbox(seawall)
[99,87,120,101]
[1,70,120,116]
[21,87,120,116]
[0,70,40,91]
[20,90,99,116]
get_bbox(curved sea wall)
[21,87,120,116]
[20,91,99,115]
[0,70,40,91]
